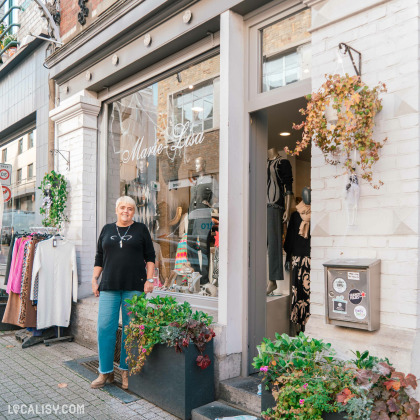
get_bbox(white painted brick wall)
[50,93,101,299]
[306,0,420,373]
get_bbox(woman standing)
[91,196,155,389]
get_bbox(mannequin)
[284,187,311,331]
[187,157,218,285]
[266,147,294,295]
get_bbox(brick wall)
[306,0,420,374]
[60,0,118,42]
[262,9,311,58]
[17,0,47,41]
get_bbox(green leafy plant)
[286,73,387,189]
[124,294,215,375]
[255,334,420,419]
[253,333,356,419]
[3,34,16,48]
[351,350,390,370]
[38,170,69,229]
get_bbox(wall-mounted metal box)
[323,259,380,331]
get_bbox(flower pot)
[128,340,214,420]
[261,382,275,412]
[322,412,347,419]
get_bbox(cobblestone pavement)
[0,331,177,420]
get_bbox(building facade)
[43,0,420,386]
[0,0,52,286]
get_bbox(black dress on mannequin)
[187,176,217,284]
[284,206,311,330]
[267,157,293,281]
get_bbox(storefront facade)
[47,0,420,385]
[0,36,51,287]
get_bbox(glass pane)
[107,56,220,297]
[261,9,311,93]
[0,130,37,275]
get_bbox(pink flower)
[140,325,145,330]
[142,348,146,353]
[299,399,305,405]
[259,366,268,372]
[127,311,132,315]
[303,383,308,389]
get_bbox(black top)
[94,221,156,291]
[267,158,293,207]
[284,211,311,261]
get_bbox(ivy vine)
[38,170,69,229]
[287,74,387,189]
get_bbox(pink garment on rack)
[6,237,31,294]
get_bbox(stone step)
[192,400,257,420]
[218,376,262,417]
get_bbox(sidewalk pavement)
[0,331,177,419]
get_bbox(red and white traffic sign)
[0,163,12,186]
[2,186,11,202]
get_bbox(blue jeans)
[97,290,140,374]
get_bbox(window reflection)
[107,56,220,297]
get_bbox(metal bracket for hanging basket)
[51,149,70,171]
[339,43,362,77]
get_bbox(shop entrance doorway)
[248,97,310,372]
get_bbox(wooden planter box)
[261,382,346,420]
[128,341,214,420]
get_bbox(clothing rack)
[28,227,74,346]
[44,327,74,346]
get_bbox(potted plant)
[254,333,353,419]
[124,294,216,420]
[254,334,420,420]
[287,74,387,189]
[39,170,69,229]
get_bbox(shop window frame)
[98,48,221,315]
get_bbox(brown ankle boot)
[90,372,114,389]
[121,370,128,389]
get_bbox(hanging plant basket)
[287,74,387,189]
[38,170,69,229]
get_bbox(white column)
[219,10,247,358]
[50,91,101,298]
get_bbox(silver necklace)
[115,223,133,248]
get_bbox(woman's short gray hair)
[115,196,136,209]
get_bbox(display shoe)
[121,370,128,390]
[266,280,277,295]
[90,372,114,389]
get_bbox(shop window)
[0,130,37,273]
[107,55,220,297]
[261,9,311,93]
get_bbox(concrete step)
[192,400,258,420]
[218,376,262,417]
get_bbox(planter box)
[128,341,214,420]
[261,382,275,412]
[322,413,346,420]
[261,382,346,420]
